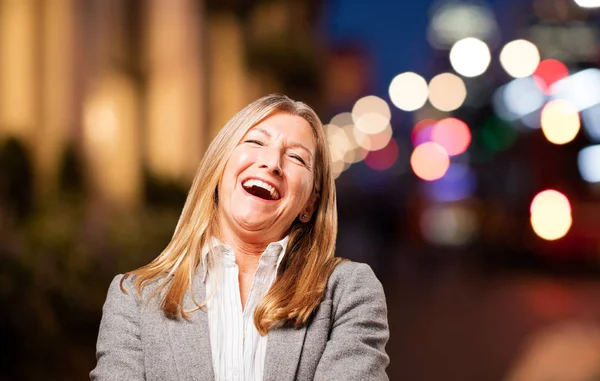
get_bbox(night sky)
[321,0,530,98]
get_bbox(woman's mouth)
[242,178,280,201]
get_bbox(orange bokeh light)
[431,118,471,156]
[410,142,450,181]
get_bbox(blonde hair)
[123,94,343,334]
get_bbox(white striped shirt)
[200,236,290,381]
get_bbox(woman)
[90,94,389,380]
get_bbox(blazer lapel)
[164,275,215,381]
[263,324,308,381]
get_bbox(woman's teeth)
[242,179,280,200]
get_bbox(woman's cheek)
[237,150,254,165]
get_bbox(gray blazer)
[90,261,389,380]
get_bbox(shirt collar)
[199,235,290,282]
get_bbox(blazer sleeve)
[314,262,390,381]
[90,275,145,380]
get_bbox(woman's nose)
[258,148,283,176]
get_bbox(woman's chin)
[234,216,277,233]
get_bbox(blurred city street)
[2,0,600,379]
[385,262,600,380]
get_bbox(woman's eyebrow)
[288,142,314,159]
[252,128,270,137]
[252,128,313,159]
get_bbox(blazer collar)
[165,272,307,381]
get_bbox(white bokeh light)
[502,77,546,120]
[389,72,429,111]
[578,145,600,183]
[573,0,600,8]
[582,103,600,141]
[550,68,600,111]
[351,95,391,135]
[500,39,540,78]
[449,37,491,77]
[354,123,393,151]
[530,190,572,241]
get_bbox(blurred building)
[0,0,324,211]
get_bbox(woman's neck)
[215,216,287,273]
[217,228,269,273]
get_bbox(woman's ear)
[299,191,319,223]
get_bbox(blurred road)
[385,263,600,381]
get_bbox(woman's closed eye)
[244,139,264,146]
[289,154,306,165]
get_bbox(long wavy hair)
[122,94,343,334]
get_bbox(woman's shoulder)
[325,260,385,300]
[328,259,379,282]
[106,273,162,301]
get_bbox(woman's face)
[217,112,318,243]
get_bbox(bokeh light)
[533,59,569,94]
[499,39,540,78]
[573,0,600,8]
[540,99,580,145]
[84,99,118,145]
[530,190,572,241]
[582,103,600,141]
[428,73,467,112]
[325,123,351,163]
[420,204,478,246]
[449,37,491,77]
[431,117,471,156]
[329,112,353,128]
[351,95,391,135]
[578,145,600,183]
[354,123,393,152]
[410,142,450,181]
[550,68,600,112]
[328,113,356,170]
[341,125,368,164]
[411,119,437,146]
[427,2,499,49]
[389,72,428,111]
[423,163,476,202]
[331,158,347,180]
[499,76,546,122]
[364,138,399,171]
